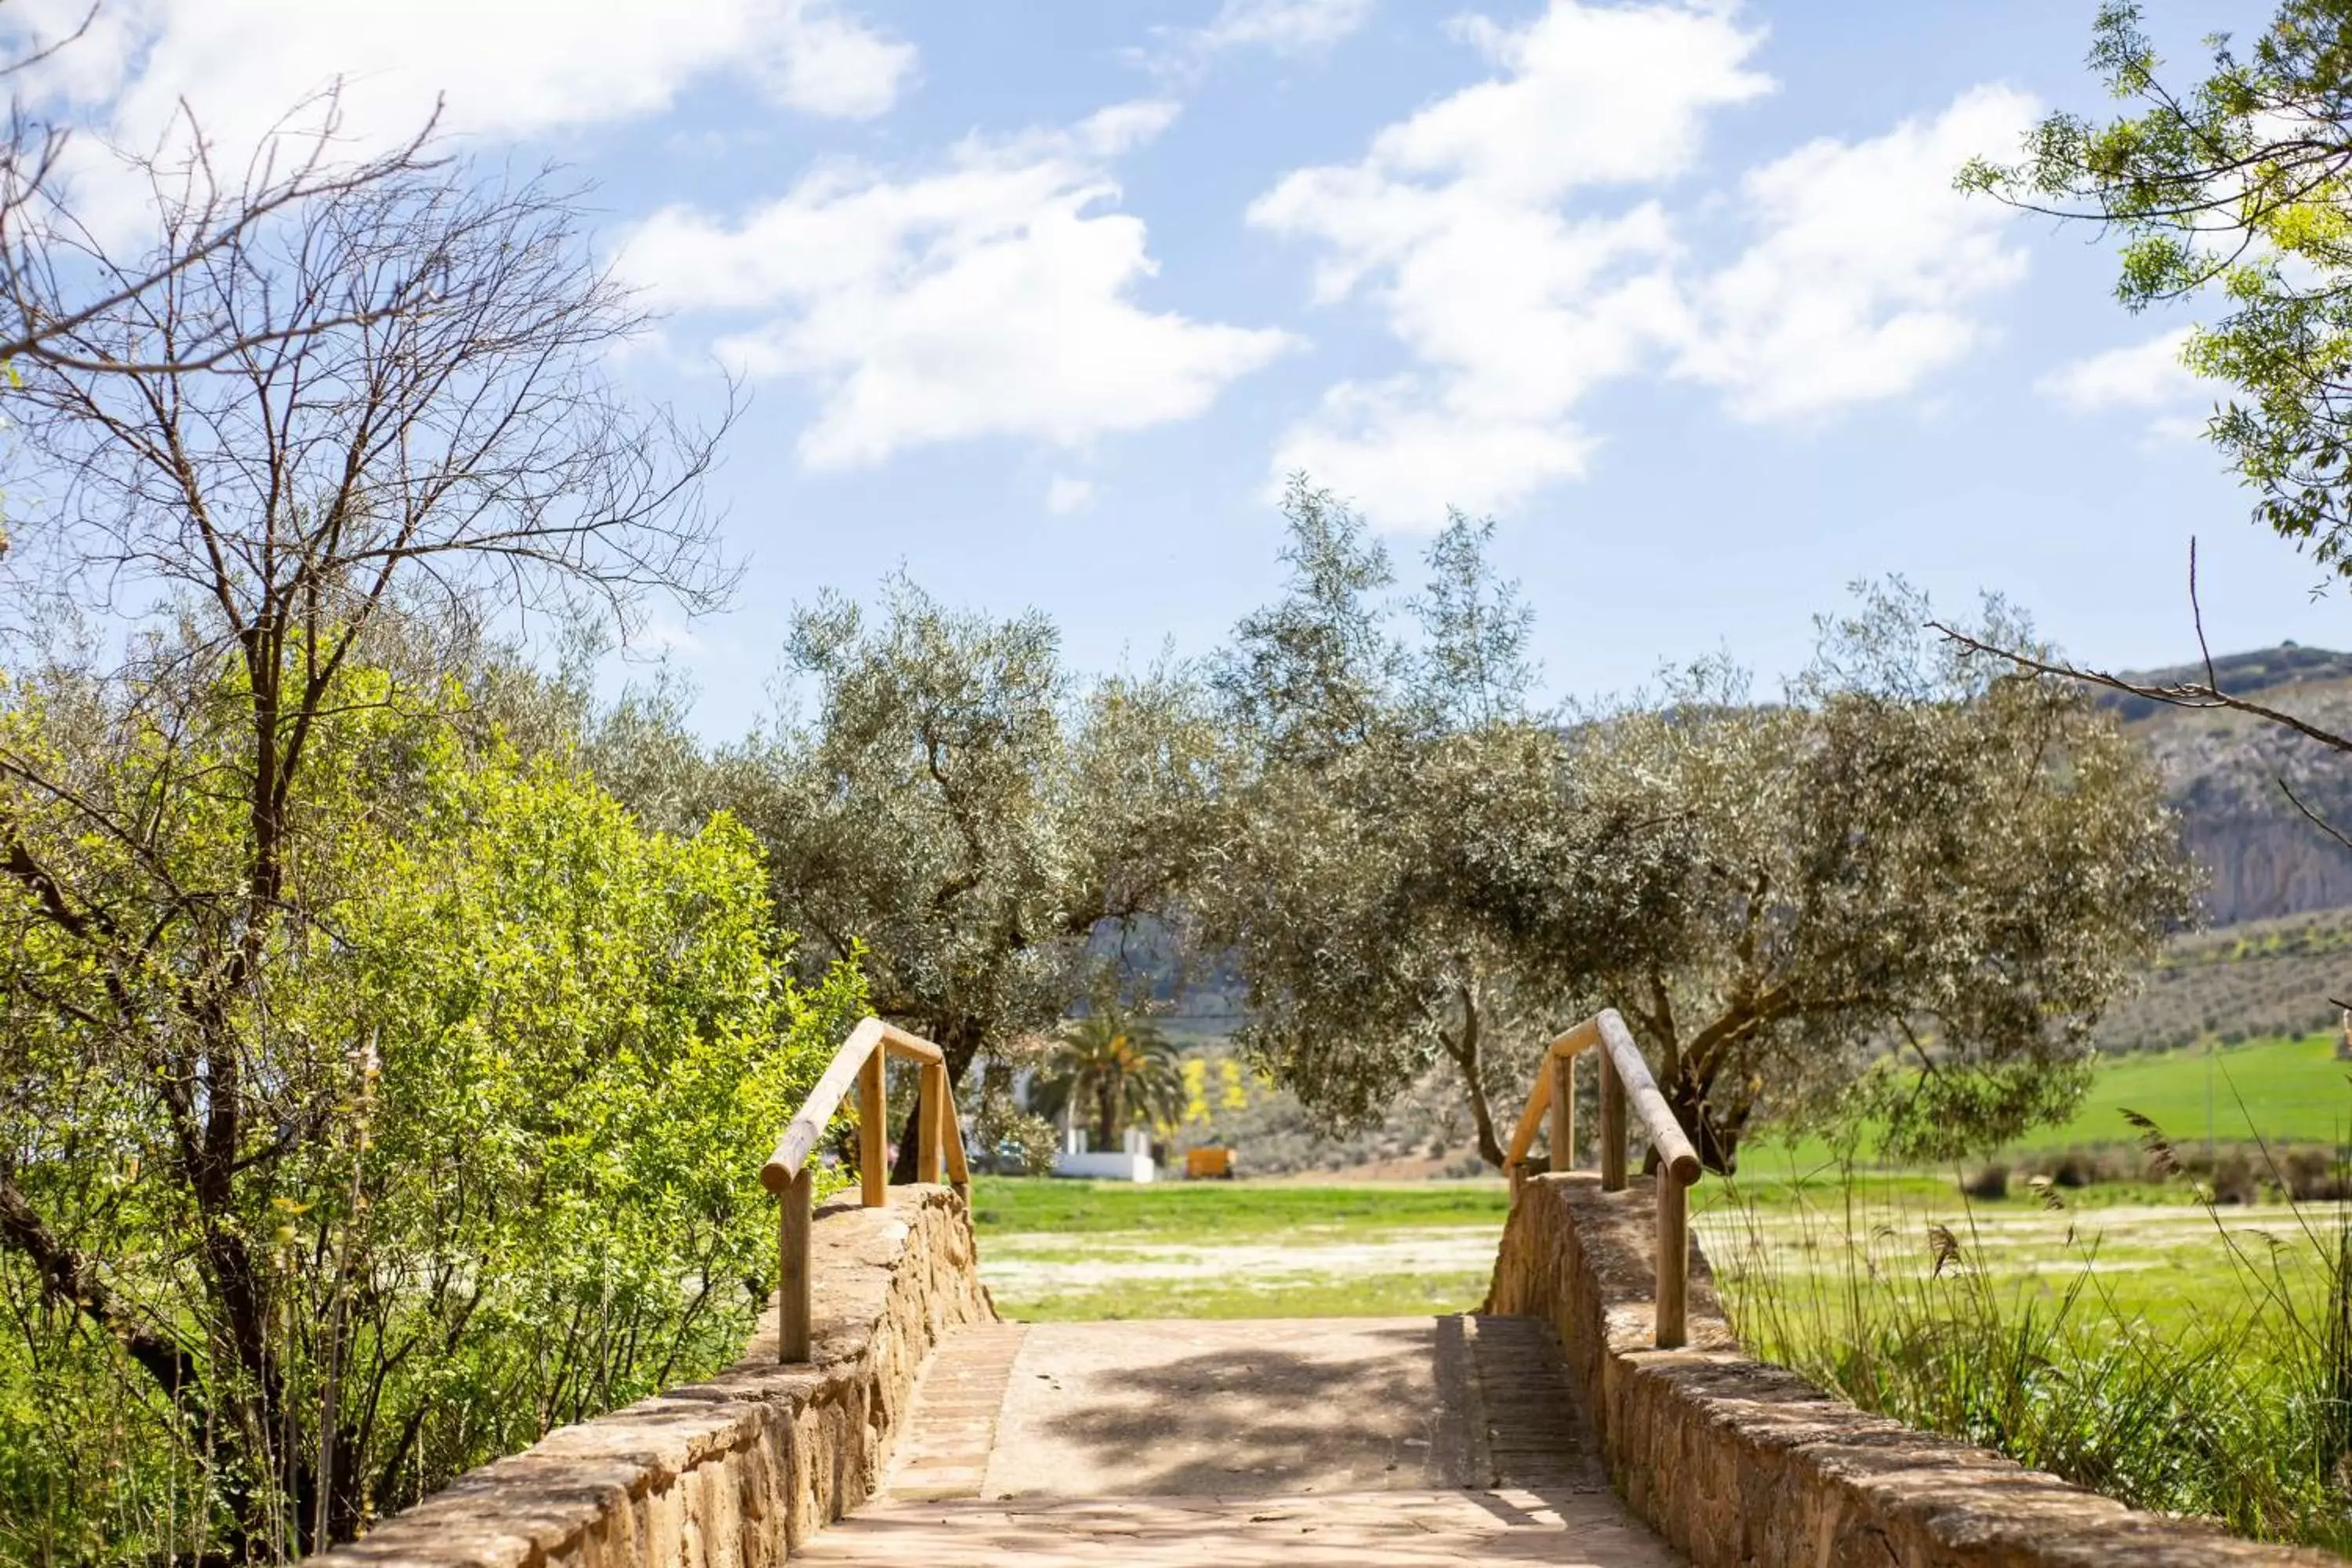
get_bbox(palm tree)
[1030,1005,1184,1152]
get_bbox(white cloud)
[753,3,916,119]
[1140,0,1374,78]
[1248,0,1768,528]
[626,102,1295,469]
[1071,100,1185,156]
[0,0,914,238]
[1273,379,1600,523]
[2038,327,2221,441]
[1046,474,1098,514]
[2039,328,2204,408]
[1197,0,1377,53]
[1251,1,2038,528]
[1678,85,2038,420]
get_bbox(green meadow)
[968,1177,1508,1320]
[1738,1029,2352,1174]
[972,1033,2352,1327]
[2017,1030,2352,1152]
[967,1176,1509,1240]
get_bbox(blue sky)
[10,0,2329,735]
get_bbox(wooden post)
[917,1061,945,1185]
[1549,1049,1575,1175]
[1508,1160,1523,1207]
[943,1094,971,1197]
[779,1168,813,1362]
[1655,1172,1688,1350]
[1599,1050,1627,1192]
[857,1044,887,1207]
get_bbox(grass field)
[967,1178,1508,1237]
[1698,1177,2332,1333]
[971,1173,2342,1330]
[971,1168,2315,1332]
[2013,1030,2352,1152]
[970,1032,2352,1324]
[1706,1033,2352,1334]
[1741,1029,2352,1172]
[969,1178,1509,1319]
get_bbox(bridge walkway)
[797,1315,1683,1566]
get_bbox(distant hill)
[2096,643,2352,723]
[2101,643,2352,924]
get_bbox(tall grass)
[1709,1138,2352,1552]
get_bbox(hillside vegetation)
[2093,906,2352,1053]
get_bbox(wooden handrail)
[1504,1006,1703,1348]
[762,1016,971,1363]
[1595,1011,1700,1185]
[763,1018,883,1192]
[762,1019,946,1190]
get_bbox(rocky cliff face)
[2107,646,2352,926]
[2181,813,2352,924]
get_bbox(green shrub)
[1958,1164,2009,1200]
[0,685,864,1563]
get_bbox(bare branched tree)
[0,49,449,376]
[9,153,735,618]
[2,143,735,926]
[0,122,735,1552]
[1935,542,2352,982]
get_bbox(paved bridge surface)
[799,1316,1682,1566]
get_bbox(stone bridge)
[318,1183,2332,1568]
[318,1019,2331,1568]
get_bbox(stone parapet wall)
[1488,1172,2334,1567]
[318,1185,993,1568]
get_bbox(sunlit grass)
[967,1175,1508,1240]
[971,1178,1507,1320]
[1707,1160,2352,1552]
[1744,1031,2352,1169]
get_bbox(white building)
[1052,1123,1156,1182]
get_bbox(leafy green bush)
[0,665,863,1563]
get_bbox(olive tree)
[738,579,1073,1084]
[1203,481,1631,1167]
[1572,588,2197,1170]
[722,576,1220,1172]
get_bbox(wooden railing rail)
[759,1016,971,1362]
[1504,1007,1703,1348]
